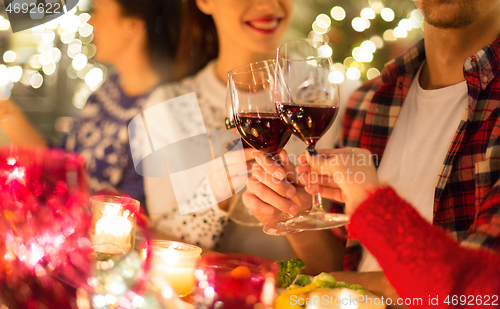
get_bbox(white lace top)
[141,62,229,248]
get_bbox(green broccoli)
[294,274,312,287]
[275,258,306,288]
[335,281,349,288]
[348,284,363,290]
[313,272,337,289]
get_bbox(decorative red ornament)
[0,147,92,309]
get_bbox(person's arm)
[0,99,47,147]
[286,230,345,275]
[327,271,405,309]
[348,187,500,309]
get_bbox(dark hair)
[116,0,182,82]
[173,0,219,79]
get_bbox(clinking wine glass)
[224,82,263,227]
[274,39,349,231]
[229,60,296,234]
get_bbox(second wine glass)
[275,39,349,231]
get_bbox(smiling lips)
[245,18,282,33]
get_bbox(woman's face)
[198,0,293,55]
[88,0,138,64]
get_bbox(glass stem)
[311,192,322,212]
[306,145,318,156]
[307,144,324,213]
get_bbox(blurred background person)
[0,0,182,208]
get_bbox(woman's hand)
[242,149,312,224]
[296,148,380,217]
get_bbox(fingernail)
[286,186,295,198]
[274,171,284,180]
[289,204,299,215]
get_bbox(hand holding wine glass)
[229,60,296,234]
[296,148,381,217]
[273,38,349,231]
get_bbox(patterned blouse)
[63,74,154,206]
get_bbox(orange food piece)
[230,266,252,278]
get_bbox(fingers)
[253,150,287,181]
[295,163,311,175]
[246,175,299,215]
[278,150,300,183]
[297,172,338,188]
[252,164,296,199]
[304,185,344,202]
[242,190,281,224]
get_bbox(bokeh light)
[360,8,376,20]
[381,8,395,22]
[346,67,361,80]
[316,14,331,28]
[3,51,16,63]
[30,73,44,88]
[330,6,346,21]
[328,71,345,84]
[367,68,381,80]
[352,17,368,32]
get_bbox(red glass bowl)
[193,254,277,309]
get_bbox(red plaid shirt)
[340,36,500,271]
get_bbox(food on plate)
[274,259,385,309]
[276,258,306,288]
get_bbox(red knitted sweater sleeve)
[348,187,500,309]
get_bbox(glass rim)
[147,239,203,256]
[277,38,331,62]
[228,59,276,76]
[90,195,140,207]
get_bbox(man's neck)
[114,53,160,97]
[421,10,500,90]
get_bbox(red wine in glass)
[225,117,252,149]
[276,103,338,150]
[234,113,291,159]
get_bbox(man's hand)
[242,149,312,224]
[296,148,380,217]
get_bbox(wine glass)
[229,60,296,234]
[223,83,263,227]
[274,39,349,230]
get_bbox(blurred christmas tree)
[289,0,424,82]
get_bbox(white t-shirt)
[358,62,468,272]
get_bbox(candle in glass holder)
[146,240,202,297]
[90,196,139,254]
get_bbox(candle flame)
[95,204,132,237]
[159,245,180,266]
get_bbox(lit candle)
[90,196,138,254]
[147,240,202,297]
